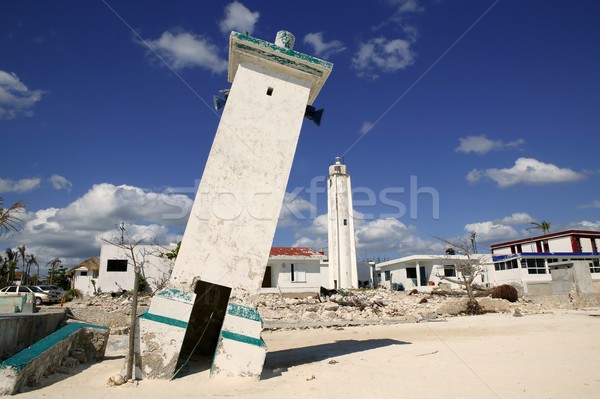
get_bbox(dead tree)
[100,233,147,381]
[435,236,484,315]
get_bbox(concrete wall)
[0,310,66,361]
[0,294,34,314]
[0,322,109,395]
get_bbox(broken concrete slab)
[0,322,109,396]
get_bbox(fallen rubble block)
[0,322,109,396]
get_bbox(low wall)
[0,294,35,314]
[0,310,67,361]
[0,322,110,395]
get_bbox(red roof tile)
[269,247,325,257]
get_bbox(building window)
[495,259,518,271]
[266,87,273,96]
[590,259,600,274]
[343,219,348,226]
[290,263,306,283]
[522,258,546,274]
[107,259,128,272]
[384,270,391,281]
[444,267,456,277]
[406,267,417,279]
[80,271,88,276]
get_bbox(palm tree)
[17,245,26,284]
[530,221,551,235]
[4,248,19,285]
[47,257,62,285]
[26,254,39,285]
[0,198,24,237]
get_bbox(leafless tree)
[435,236,484,315]
[100,233,146,381]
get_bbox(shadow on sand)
[262,338,410,379]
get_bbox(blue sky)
[1,0,599,270]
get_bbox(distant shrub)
[491,284,518,303]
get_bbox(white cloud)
[0,70,44,120]
[145,31,227,73]
[567,220,600,231]
[359,121,374,135]
[464,221,518,243]
[4,183,193,266]
[496,212,534,225]
[386,0,423,16]
[579,200,600,209]
[0,177,42,193]
[49,174,72,191]
[456,135,525,154]
[218,1,259,35]
[278,192,316,228]
[303,32,346,58]
[467,158,585,188]
[352,37,415,78]
[292,214,442,257]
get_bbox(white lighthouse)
[139,30,332,380]
[327,157,358,289]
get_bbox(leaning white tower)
[139,30,332,380]
[327,157,358,289]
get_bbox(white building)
[97,244,175,294]
[74,245,372,297]
[376,254,493,292]
[261,247,327,293]
[67,257,99,296]
[490,229,600,293]
[327,157,358,289]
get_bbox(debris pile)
[56,288,555,333]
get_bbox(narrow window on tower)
[343,219,348,226]
[266,87,273,96]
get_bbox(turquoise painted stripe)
[227,303,262,322]
[156,288,194,304]
[0,322,108,371]
[139,312,188,329]
[221,330,266,348]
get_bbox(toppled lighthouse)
[138,30,332,379]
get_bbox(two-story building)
[490,230,600,292]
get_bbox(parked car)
[32,285,66,301]
[0,285,61,305]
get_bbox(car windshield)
[28,286,43,292]
[38,286,53,290]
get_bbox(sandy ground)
[16,311,600,399]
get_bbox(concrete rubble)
[55,288,568,334]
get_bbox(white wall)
[265,259,323,292]
[549,237,573,252]
[377,255,489,291]
[98,245,174,293]
[72,268,97,296]
[493,247,512,256]
[581,237,594,252]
